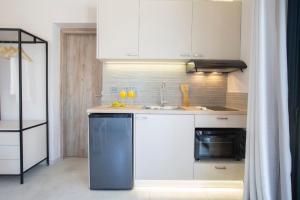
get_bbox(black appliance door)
[195,129,238,160]
[89,113,133,190]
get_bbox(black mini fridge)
[89,113,133,190]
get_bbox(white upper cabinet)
[139,0,193,59]
[97,0,242,60]
[97,0,139,59]
[192,0,242,60]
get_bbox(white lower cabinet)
[194,161,244,181]
[0,160,20,174]
[0,132,19,146]
[135,114,194,180]
[0,146,20,160]
[0,132,20,174]
[23,125,47,171]
[0,125,47,175]
[195,115,247,128]
[134,114,245,181]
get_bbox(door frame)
[60,28,97,158]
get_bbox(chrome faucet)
[160,81,168,107]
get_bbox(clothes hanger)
[0,46,33,62]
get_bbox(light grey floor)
[0,158,242,200]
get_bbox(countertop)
[87,105,247,115]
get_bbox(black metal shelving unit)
[0,28,49,184]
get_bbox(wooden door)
[139,0,193,59]
[61,29,102,157]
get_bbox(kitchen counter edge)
[87,105,247,115]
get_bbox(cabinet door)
[139,0,193,59]
[194,161,244,180]
[135,114,194,180]
[97,0,139,59]
[192,0,242,60]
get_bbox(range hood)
[186,59,247,73]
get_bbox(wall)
[102,62,228,106]
[226,92,248,111]
[227,0,252,93]
[0,0,98,162]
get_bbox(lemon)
[119,90,127,99]
[127,90,136,99]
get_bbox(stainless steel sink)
[144,105,181,110]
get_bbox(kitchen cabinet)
[97,0,242,60]
[194,161,244,180]
[192,0,242,59]
[97,0,139,59]
[195,114,247,128]
[135,114,194,180]
[0,124,47,175]
[139,0,193,59]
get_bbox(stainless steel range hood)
[186,60,247,73]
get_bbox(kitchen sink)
[144,105,181,110]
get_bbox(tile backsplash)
[226,92,248,111]
[101,62,228,106]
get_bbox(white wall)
[0,0,97,162]
[227,0,252,93]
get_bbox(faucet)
[160,81,168,107]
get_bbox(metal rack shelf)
[0,28,49,184]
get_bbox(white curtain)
[243,0,292,199]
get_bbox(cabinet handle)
[215,166,227,170]
[193,53,203,58]
[126,53,138,57]
[180,54,191,57]
[217,117,229,120]
[136,116,148,120]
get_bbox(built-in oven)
[194,128,246,161]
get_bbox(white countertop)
[87,105,247,115]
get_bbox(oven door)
[195,130,237,160]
